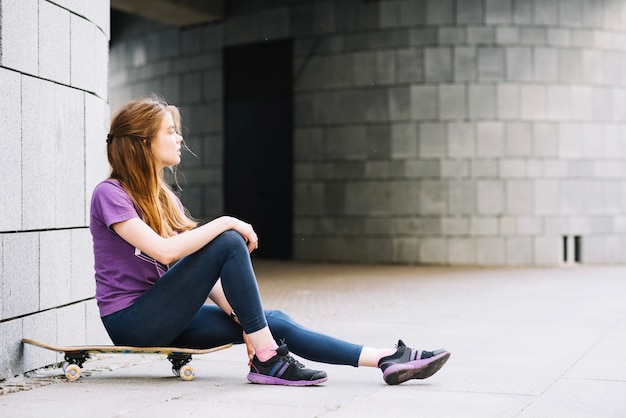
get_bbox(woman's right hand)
[224,216,259,253]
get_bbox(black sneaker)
[378,339,450,385]
[247,344,328,386]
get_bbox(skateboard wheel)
[179,365,194,381]
[65,364,81,381]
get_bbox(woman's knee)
[215,230,247,251]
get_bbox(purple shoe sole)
[382,351,451,385]
[247,372,328,386]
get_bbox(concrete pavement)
[1,261,625,417]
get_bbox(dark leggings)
[102,230,363,367]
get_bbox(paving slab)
[1,262,625,417]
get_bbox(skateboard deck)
[22,338,232,381]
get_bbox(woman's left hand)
[243,332,254,366]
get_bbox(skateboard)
[22,338,232,382]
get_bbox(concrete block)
[294,128,324,162]
[442,216,470,235]
[534,236,562,265]
[419,123,446,157]
[506,122,532,156]
[558,123,583,159]
[447,122,475,158]
[83,0,110,38]
[391,181,420,214]
[472,159,498,178]
[367,125,391,159]
[410,28,437,46]
[441,160,469,178]
[0,0,38,74]
[392,238,419,263]
[388,86,411,121]
[0,69,22,231]
[294,183,324,216]
[476,237,505,265]
[302,54,353,90]
[571,30,595,48]
[345,182,390,216]
[454,47,477,82]
[397,48,424,83]
[57,303,88,346]
[477,180,504,214]
[375,50,396,84]
[438,27,466,44]
[506,237,533,265]
[55,87,87,228]
[419,180,446,214]
[500,159,526,177]
[391,123,418,158]
[560,180,585,214]
[22,78,56,229]
[336,89,389,123]
[496,27,519,44]
[467,27,494,44]
[0,319,22,380]
[534,0,559,25]
[22,310,58,371]
[535,180,559,214]
[469,85,496,119]
[547,86,572,120]
[448,180,476,214]
[419,238,446,263]
[547,29,571,47]
[457,0,483,23]
[471,216,499,235]
[86,299,112,344]
[40,230,72,310]
[447,238,476,265]
[520,85,547,119]
[71,228,96,301]
[324,125,368,160]
[71,14,98,93]
[399,0,427,26]
[476,122,504,157]
[520,27,547,45]
[404,160,440,178]
[39,1,71,85]
[352,52,375,87]
[424,47,452,82]
[534,48,558,82]
[506,180,533,214]
[485,0,512,24]
[592,87,612,122]
[497,84,519,119]
[582,50,604,84]
[85,94,111,217]
[513,0,533,23]
[2,232,39,319]
[559,49,583,83]
[478,47,505,81]
[533,123,558,157]
[411,85,438,120]
[426,0,453,24]
[439,85,466,120]
[506,47,533,81]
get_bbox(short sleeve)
[91,180,140,229]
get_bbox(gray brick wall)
[108,0,626,268]
[0,0,111,380]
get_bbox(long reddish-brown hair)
[107,98,197,237]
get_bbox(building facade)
[0,0,111,380]
[111,0,626,266]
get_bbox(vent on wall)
[563,235,582,264]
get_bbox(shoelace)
[283,354,306,369]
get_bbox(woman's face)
[152,111,182,168]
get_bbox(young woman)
[90,97,450,386]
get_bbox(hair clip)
[106,134,113,144]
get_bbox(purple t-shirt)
[90,179,171,317]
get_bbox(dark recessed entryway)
[223,39,293,259]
